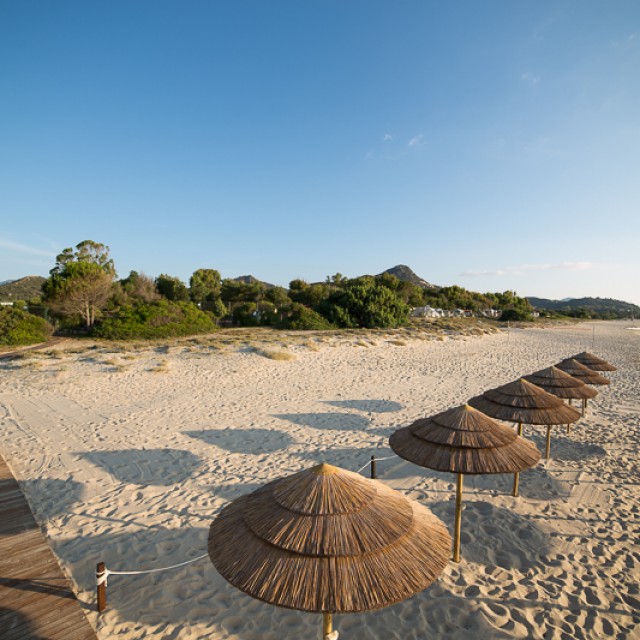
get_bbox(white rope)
[356,454,399,474]
[96,553,209,586]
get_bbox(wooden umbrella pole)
[322,613,333,638]
[582,398,587,417]
[512,423,523,498]
[545,425,551,459]
[453,473,463,563]
[512,470,520,497]
[567,423,571,435]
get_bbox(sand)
[0,321,638,639]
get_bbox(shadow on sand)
[524,431,607,462]
[322,399,404,413]
[184,428,295,455]
[274,412,371,431]
[428,500,552,571]
[80,449,202,486]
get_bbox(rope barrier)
[95,455,402,612]
[96,553,209,587]
[356,454,399,474]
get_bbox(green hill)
[527,296,640,319]
[0,276,46,302]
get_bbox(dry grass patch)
[388,340,407,347]
[256,349,296,361]
[20,359,44,369]
[149,359,170,373]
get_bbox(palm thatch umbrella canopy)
[570,351,617,372]
[208,463,451,639]
[389,404,540,562]
[556,358,611,386]
[468,378,581,490]
[524,365,598,426]
[524,366,598,401]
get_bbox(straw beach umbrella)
[556,358,610,415]
[570,351,617,372]
[524,365,598,428]
[556,358,611,386]
[389,404,540,562]
[208,463,451,639]
[468,378,580,492]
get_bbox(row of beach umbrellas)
[206,351,615,639]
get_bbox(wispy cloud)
[382,133,394,142]
[0,237,57,258]
[521,72,541,86]
[460,262,594,277]
[408,134,424,147]
[612,32,637,49]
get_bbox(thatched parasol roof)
[570,351,617,372]
[389,404,540,474]
[208,463,451,614]
[556,358,610,386]
[468,378,581,425]
[524,366,598,401]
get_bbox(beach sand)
[0,321,638,639]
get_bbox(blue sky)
[1,1,639,304]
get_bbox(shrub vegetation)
[278,303,335,330]
[319,280,410,329]
[0,307,53,346]
[93,300,216,340]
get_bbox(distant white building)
[411,306,443,318]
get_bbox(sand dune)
[0,321,638,639]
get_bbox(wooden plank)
[0,454,97,640]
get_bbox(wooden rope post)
[323,612,333,637]
[545,425,551,459]
[96,562,107,613]
[453,473,463,563]
[370,455,376,480]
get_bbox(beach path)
[0,454,97,640]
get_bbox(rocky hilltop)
[378,265,438,290]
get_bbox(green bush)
[93,300,216,339]
[278,303,335,330]
[231,302,260,326]
[0,307,53,346]
[500,308,532,322]
[319,282,409,329]
[201,297,227,319]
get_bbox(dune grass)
[256,349,296,361]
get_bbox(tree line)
[1,240,536,344]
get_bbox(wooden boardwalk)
[0,454,97,640]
